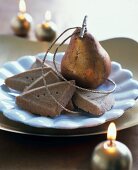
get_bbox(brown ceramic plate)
[0,35,138,136]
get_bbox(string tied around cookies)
[41,16,116,114]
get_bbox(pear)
[61,28,111,89]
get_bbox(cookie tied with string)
[16,81,76,117]
[5,67,53,92]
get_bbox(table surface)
[0,126,137,170]
[0,0,138,170]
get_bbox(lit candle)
[91,122,133,170]
[11,0,32,36]
[35,10,57,41]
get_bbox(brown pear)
[61,28,111,89]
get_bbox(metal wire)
[41,27,116,114]
[52,38,116,94]
[41,27,81,114]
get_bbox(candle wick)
[108,139,113,147]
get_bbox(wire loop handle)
[41,26,116,114]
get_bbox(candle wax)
[91,140,132,170]
[35,21,57,41]
[11,12,32,36]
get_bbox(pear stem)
[79,15,88,38]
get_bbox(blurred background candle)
[91,122,133,170]
[35,10,57,42]
[11,0,32,37]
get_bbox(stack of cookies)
[5,57,114,117]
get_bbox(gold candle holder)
[35,11,57,42]
[11,0,32,37]
[91,122,133,170]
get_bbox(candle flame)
[45,10,51,21]
[107,122,116,141]
[19,0,26,13]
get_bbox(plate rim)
[0,54,138,130]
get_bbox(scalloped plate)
[0,53,138,129]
